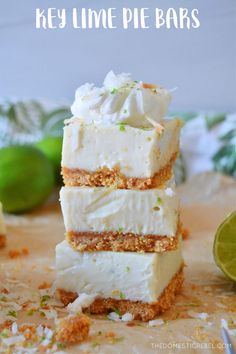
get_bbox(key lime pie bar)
[60,185,180,252]
[0,202,6,248]
[62,71,181,190]
[56,71,184,321]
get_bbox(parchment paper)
[1,172,236,354]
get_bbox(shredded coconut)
[67,293,97,313]
[107,312,121,321]
[121,313,134,322]
[148,319,164,327]
[2,335,25,346]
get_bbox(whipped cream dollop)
[71,71,172,128]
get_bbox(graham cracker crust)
[57,266,184,322]
[62,152,178,190]
[0,234,6,249]
[67,224,181,253]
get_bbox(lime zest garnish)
[112,307,121,316]
[117,122,127,132]
[7,310,17,318]
[119,292,125,299]
[111,88,118,94]
[118,226,124,234]
[157,196,162,205]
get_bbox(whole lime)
[34,136,63,185]
[0,146,55,213]
[213,211,236,281]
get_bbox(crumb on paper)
[182,227,189,240]
[0,234,6,248]
[56,314,90,344]
[38,282,52,290]
[8,248,29,259]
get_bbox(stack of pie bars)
[55,78,184,321]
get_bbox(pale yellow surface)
[1,172,236,354]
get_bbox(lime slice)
[213,211,236,281]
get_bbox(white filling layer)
[0,202,6,235]
[55,240,183,303]
[60,186,179,237]
[61,119,181,178]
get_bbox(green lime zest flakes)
[136,323,145,327]
[91,341,100,348]
[126,266,131,272]
[7,310,17,318]
[153,196,163,211]
[0,331,9,338]
[228,318,236,329]
[40,294,51,307]
[117,122,127,132]
[118,226,124,234]
[57,343,66,349]
[111,88,118,94]
[111,336,125,344]
[25,342,35,348]
[112,307,122,316]
[27,309,35,316]
[119,292,125,299]
[157,196,162,205]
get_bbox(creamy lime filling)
[62,118,181,178]
[60,186,179,237]
[55,240,183,303]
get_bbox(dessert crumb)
[0,235,6,248]
[38,282,51,290]
[182,227,190,240]
[56,314,91,344]
[8,248,29,259]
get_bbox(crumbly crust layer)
[58,266,184,322]
[56,314,90,344]
[0,234,6,249]
[62,152,178,190]
[67,225,180,253]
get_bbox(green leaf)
[205,114,226,130]
[41,108,71,136]
[213,145,236,177]
[219,128,236,142]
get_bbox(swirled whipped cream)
[71,71,172,128]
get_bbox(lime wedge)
[213,211,236,281]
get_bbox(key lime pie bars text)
[56,71,184,321]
